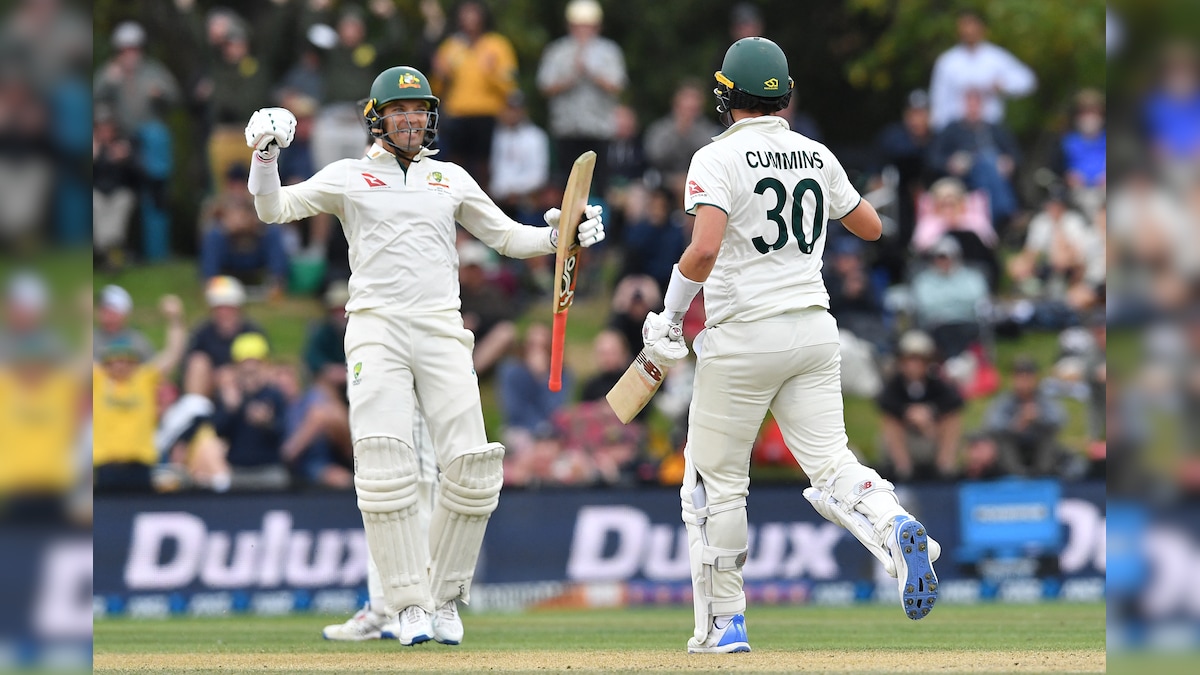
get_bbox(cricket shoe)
[432,600,463,645]
[381,605,434,646]
[687,614,750,654]
[322,603,388,641]
[890,515,938,620]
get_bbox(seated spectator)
[282,282,353,489]
[608,274,660,361]
[503,425,594,488]
[622,186,687,292]
[93,284,154,363]
[200,192,290,297]
[606,105,647,220]
[490,92,550,223]
[960,431,1007,481]
[982,356,1069,477]
[876,330,964,481]
[190,333,290,492]
[1055,88,1106,217]
[93,105,139,272]
[181,276,266,398]
[643,79,722,192]
[911,236,988,359]
[1007,187,1093,311]
[92,296,186,493]
[912,177,999,288]
[928,89,1020,229]
[554,400,648,487]
[458,240,518,378]
[580,329,632,403]
[1143,42,1200,170]
[497,324,572,454]
[876,90,935,251]
[825,237,888,354]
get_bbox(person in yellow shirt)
[431,0,517,184]
[92,294,186,493]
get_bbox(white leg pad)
[682,481,747,646]
[354,436,433,614]
[803,463,907,577]
[429,443,504,606]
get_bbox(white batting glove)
[543,205,605,248]
[245,107,297,161]
[642,311,687,368]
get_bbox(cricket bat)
[548,150,597,392]
[605,324,682,424]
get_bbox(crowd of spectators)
[90,1,1110,493]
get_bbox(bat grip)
[549,310,568,392]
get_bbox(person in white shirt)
[928,9,1036,130]
[641,38,941,655]
[242,65,604,646]
[489,91,550,219]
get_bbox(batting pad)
[354,436,433,614]
[682,481,748,645]
[429,443,504,605]
[804,463,906,577]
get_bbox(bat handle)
[549,310,568,392]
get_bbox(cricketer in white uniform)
[639,38,942,654]
[244,65,604,646]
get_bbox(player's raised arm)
[455,172,605,259]
[244,107,345,224]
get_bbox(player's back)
[684,116,863,327]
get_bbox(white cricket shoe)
[321,603,387,641]
[432,600,464,645]
[381,605,434,646]
[687,614,750,654]
[889,515,939,620]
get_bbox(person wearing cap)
[875,90,935,268]
[537,0,627,195]
[0,271,67,362]
[1007,186,1092,304]
[982,356,1069,477]
[928,9,1036,131]
[93,285,155,364]
[204,21,274,193]
[489,92,550,221]
[93,107,139,273]
[875,330,965,482]
[1055,89,1106,217]
[182,276,267,398]
[93,295,187,493]
[911,235,989,359]
[911,177,1000,289]
[187,332,290,492]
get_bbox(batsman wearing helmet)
[244,66,604,646]
[640,38,942,653]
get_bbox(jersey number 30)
[752,177,824,255]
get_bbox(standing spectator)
[928,9,1036,131]
[911,236,989,359]
[190,333,290,492]
[93,21,180,261]
[579,329,631,403]
[458,240,518,378]
[643,80,722,194]
[876,90,935,256]
[489,92,549,223]
[497,324,572,454]
[604,105,647,246]
[204,23,273,193]
[875,330,964,482]
[92,285,154,364]
[432,0,517,184]
[929,89,1020,228]
[1007,187,1092,307]
[983,356,1069,477]
[92,106,139,271]
[182,276,267,398]
[199,191,290,296]
[912,177,1000,289]
[1143,42,1200,168]
[537,0,627,195]
[1055,88,1106,216]
[622,186,687,292]
[0,74,52,251]
[92,296,186,493]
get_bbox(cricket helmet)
[363,65,440,149]
[713,37,794,125]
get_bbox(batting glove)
[245,107,297,161]
[642,311,688,368]
[543,205,605,248]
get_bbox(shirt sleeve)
[684,146,732,215]
[996,47,1037,98]
[928,53,953,130]
[875,380,907,419]
[823,149,863,220]
[455,168,555,259]
[253,160,346,225]
[536,41,570,92]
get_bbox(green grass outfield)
[94,603,1106,674]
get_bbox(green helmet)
[363,66,441,148]
[713,37,794,123]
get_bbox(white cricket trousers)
[344,309,489,465]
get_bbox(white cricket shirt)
[253,144,555,313]
[684,116,862,327]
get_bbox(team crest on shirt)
[352,361,362,385]
[426,171,452,195]
[687,180,706,196]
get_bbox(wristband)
[664,264,703,323]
